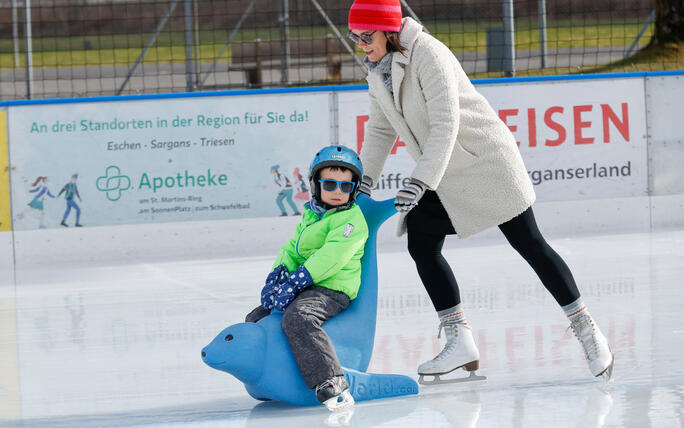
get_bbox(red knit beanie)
[348,0,402,32]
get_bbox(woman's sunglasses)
[347,30,376,45]
[319,179,357,193]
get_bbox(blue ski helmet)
[309,145,364,205]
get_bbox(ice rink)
[1,225,683,428]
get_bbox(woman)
[348,0,613,381]
[292,167,310,211]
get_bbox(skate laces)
[570,315,600,360]
[316,375,345,394]
[434,322,470,361]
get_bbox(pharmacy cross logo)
[96,165,131,201]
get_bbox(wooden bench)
[231,36,356,85]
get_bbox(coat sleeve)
[303,215,368,284]
[410,41,461,189]
[360,89,398,185]
[273,220,304,272]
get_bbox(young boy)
[245,145,369,411]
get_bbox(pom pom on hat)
[348,0,402,33]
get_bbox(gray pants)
[245,286,350,389]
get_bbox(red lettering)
[527,108,537,147]
[601,103,629,143]
[396,335,425,369]
[390,137,405,154]
[356,115,370,154]
[551,324,572,365]
[498,109,519,146]
[573,105,594,144]
[535,325,545,367]
[356,114,405,155]
[544,106,566,146]
[506,327,525,373]
[477,329,495,367]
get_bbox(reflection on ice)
[1,230,683,427]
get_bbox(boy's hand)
[273,265,314,311]
[261,265,289,310]
[358,176,373,197]
[395,178,426,212]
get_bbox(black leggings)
[407,191,580,311]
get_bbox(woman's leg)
[405,191,481,380]
[498,206,580,306]
[407,230,461,311]
[281,286,350,389]
[499,206,613,378]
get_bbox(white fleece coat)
[361,17,536,238]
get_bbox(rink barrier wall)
[2,71,683,272]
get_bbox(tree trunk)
[648,0,684,47]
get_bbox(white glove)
[395,179,426,212]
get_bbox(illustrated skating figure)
[17,176,56,229]
[58,173,83,227]
[247,146,369,411]
[271,165,300,216]
[293,167,310,212]
[348,0,613,383]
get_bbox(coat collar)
[364,17,424,113]
[391,18,423,112]
[395,17,423,64]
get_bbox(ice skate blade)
[418,371,487,386]
[597,355,614,382]
[323,390,355,412]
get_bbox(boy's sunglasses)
[347,30,376,45]
[319,179,356,193]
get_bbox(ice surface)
[1,229,683,427]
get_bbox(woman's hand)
[358,176,374,197]
[395,178,427,212]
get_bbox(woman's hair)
[31,176,45,186]
[384,31,407,55]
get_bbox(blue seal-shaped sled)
[201,195,419,405]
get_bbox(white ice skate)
[316,376,355,412]
[570,313,614,380]
[418,322,486,385]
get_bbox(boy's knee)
[281,308,301,332]
[281,306,316,335]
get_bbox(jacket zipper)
[295,211,325,258]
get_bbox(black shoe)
[315,375,350,405]
[279,213,288,217]
[292,212,301,216]
[75,223,83,227]
[60,221,68,227]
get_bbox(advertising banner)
[8,93,329,230]
[0,110,10,232]
[338,78,648,202]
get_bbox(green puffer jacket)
[273,203,369,300]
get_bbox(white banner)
[338,78,648,202]
[9,93,329,230]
